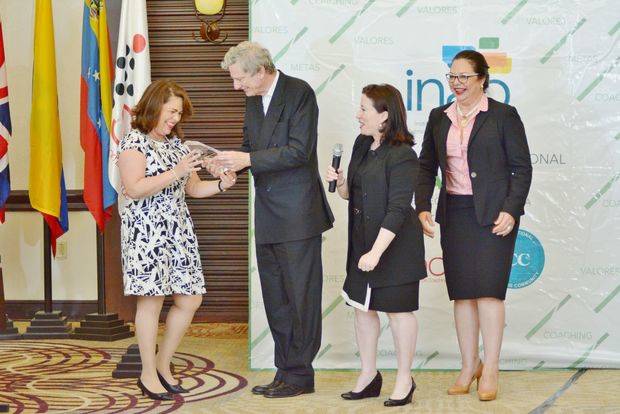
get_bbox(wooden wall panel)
[148,0,249,322]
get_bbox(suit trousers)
[255,235,323,388]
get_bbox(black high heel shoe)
[384,378,416,407]
[137,378,174,401]
[341,371,382,400]
[157,371,189,394]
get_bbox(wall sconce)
[193,0,228,43]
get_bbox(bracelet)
[218,180,226,192]
[170,168,179,181]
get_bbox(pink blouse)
[444,94,489,195]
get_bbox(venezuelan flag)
[28,0,68,256]
[80,0,115,232]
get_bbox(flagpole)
[22,218,72,339]
[73,219,132,341]
[43,219,52,313]
[96,226,106,314]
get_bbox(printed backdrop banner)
[249,1,620,370]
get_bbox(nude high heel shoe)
[447,361,483,395]
[477,368,498,401]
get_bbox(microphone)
[328,143,343,193]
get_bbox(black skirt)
[440,194,518,301]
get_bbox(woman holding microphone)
[326,84,426,407]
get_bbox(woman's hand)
[492,211,516,236]
[174,150,202,177]
[219,170,237,190]
[325,165,345,188]
[418,211,435,238]
[358,250,381,272]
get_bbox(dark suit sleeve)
[240,100,251,153]
[501,106,532,218]
[381,148,416,234]
[415,109,439,213]
[249,88,318,174]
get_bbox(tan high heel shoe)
[477,368,498,401]
[447,361,483,395]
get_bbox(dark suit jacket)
[346,135,427,288]
[415,97,532,226]
[242,71,334,244]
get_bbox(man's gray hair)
[221,41,276,75]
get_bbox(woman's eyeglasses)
[445,73,480,83]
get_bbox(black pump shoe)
[341,371,382,400]
[384,378,416,407]
[157,371,189,394]
[137,379,174,401]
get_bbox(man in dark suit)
[215,41,334,398]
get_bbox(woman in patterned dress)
[118,79,236,400]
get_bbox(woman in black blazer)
[416,51,532,401]
[326,84,426,407]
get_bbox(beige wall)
[0,0,97,300]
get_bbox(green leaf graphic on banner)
[316,343,332,360]
[594,284,620,313]
[273,27,308,63]
[316,64,346,95]
[577,56,620,101]
[250,328,270,351]
[329,0,375,44]
[568,333,609,368]
[396,0,417,17]
[540,18,587,64]
[585,173,620,209]
[501,0,530,25]
[526,294,571,340]
[415,351,439,369]
[533,361,545,370]
[609,21,620,36]
[322,295,344,319]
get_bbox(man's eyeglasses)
[445,73,480,83]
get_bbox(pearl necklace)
[456,97,483,128]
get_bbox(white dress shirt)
[261,70,280,115]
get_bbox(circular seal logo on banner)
[509,229,545,289]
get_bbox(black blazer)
[415,98,532,226]
[243,71,334,244]
[346,135,427,288]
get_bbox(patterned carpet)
[0,323,618,413]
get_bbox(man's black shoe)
[251,380,283,395]
[263,383,315,398]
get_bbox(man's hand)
[214,151,251,172]
[202,157,225,177]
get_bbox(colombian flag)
[80,0,115,232]
[28,0,69,256]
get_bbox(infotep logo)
[405,37,512,111]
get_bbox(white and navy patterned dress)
[119,130,205,296]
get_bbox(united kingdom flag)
[0,19,12,223]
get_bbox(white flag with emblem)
[109,0,151,207]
